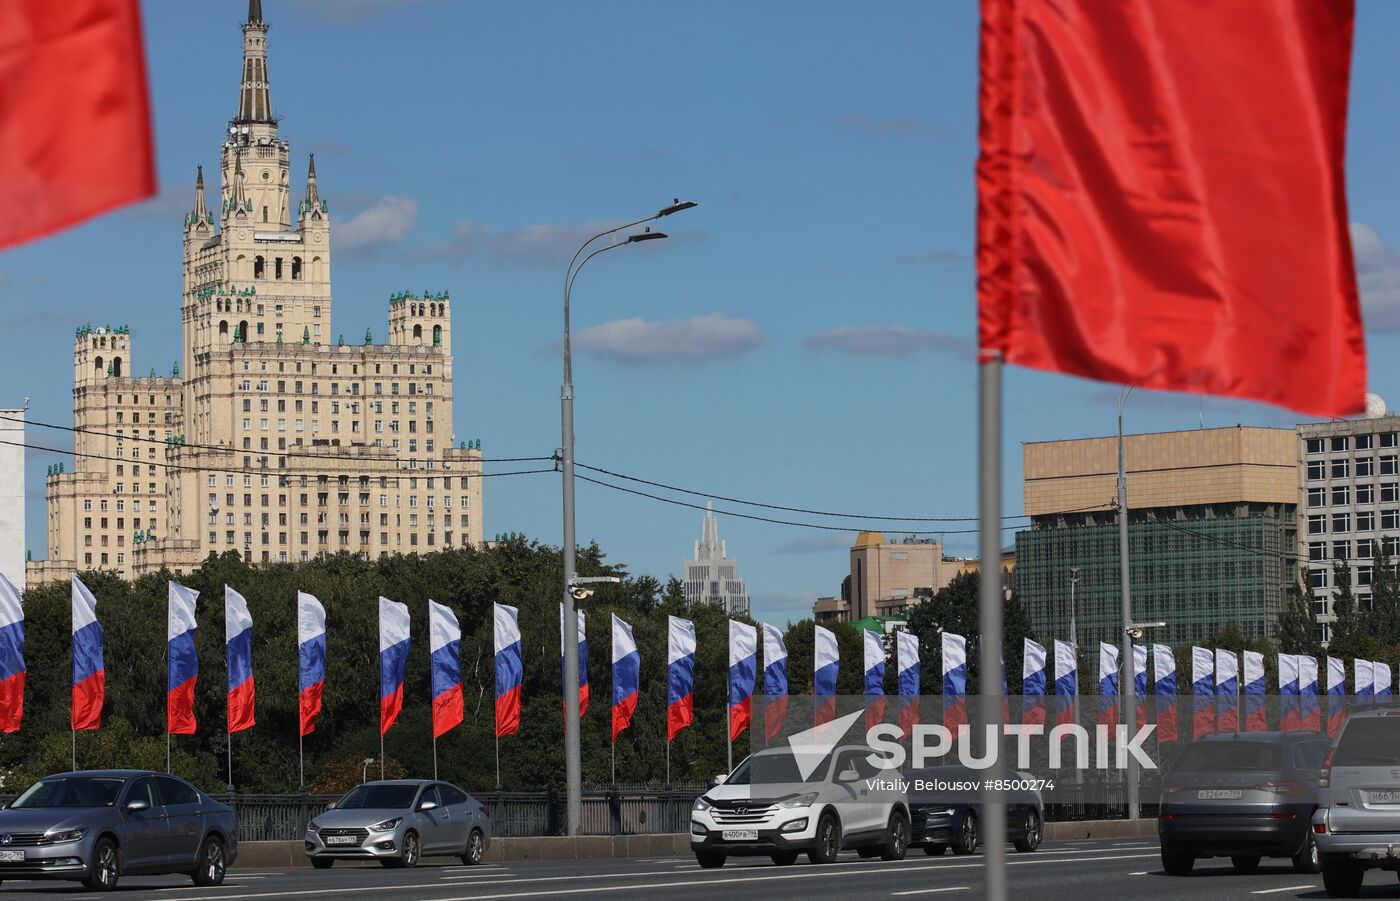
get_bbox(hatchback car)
[305,779,490,867]
[1313,708,1400,896]
[690,744,910,868]
[0,770,236,891]
[1158,732,1330,876]
[908,765,1043,856]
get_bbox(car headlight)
[306,821,320,833]
[371,817,403,831]
[693,797,713,812]
[779,792,818,809]
[45,828,87,844]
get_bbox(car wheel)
[311,858,334,869]
[951,811,978,855]
[807,813,841,864]
[192,835,227,886]
[771,851,798,866]
[1321,859,1364,897]
[1161,849,1194,877]
[389,830,419,868]
[881,809,910,861]
[462,829,485,866]
[1231,855,1261,875]
[1292,831,1322,874]
[1013,809,1042,853]
[695,851,726,869]
[857,847,881,859]
[82,837,120,892]
[923,843,947,856]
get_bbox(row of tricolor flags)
[6,573,1394,747]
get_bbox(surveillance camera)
[568,586,594,601]
[1127,627,1144,640]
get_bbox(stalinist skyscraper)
[31,0,483,584]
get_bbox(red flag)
[0,0,155,250]
[977,0,1363,416]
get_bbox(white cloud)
[1352,223,1400,332]
[570,314,763,365]
[805,325,972,359]
[336,195,418,259]
[774,533,856,556]
[490,221,622,266]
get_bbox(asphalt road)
[0,839,1392,900]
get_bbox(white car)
[1313,709,1400,897]
[689,744,910,868]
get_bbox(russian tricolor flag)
[1190,646,1213,738]
[0,575,24,733]
[1326,656,1347,737]
[1215,649,1238,733]
[897,630,920,737]
[762,622,788,742]
[378,596,410,736]
[1280,653,1301,730]
[430,600,464,738]
[71,577,104,731]
[863,628,886,731]
[1243,650,1267,732]
[943,631,967,730]
[1133,644,1148,730]
[813,625,839,726]
[1153,644,1177,742]
[224,586,255,734]
[1097,642,1118,727]
[1299,655,1320,731]
[1355,659,1374,702]
[611,614,639,741]
[167,582,199,736]
[667,616,696,741]
[1052,639,1076,727]
[493,603,521,738]
[729,620,756,741]
[1023,638,1047,726]
[560,605,588,717]
[297,592,326,737]
[1375,662,1393,697]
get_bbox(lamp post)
[1069,566,1080,649]
[561,200,696,836]
[1117,386,1138,819]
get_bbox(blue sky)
[6,0,1400,625]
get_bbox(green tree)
[1277,576,1318,654]
[1332,560,1359,641]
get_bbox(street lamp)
[361,757,374,784]
[560,199,697,836]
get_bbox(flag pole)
[227,730,233,793]
[433,734,439,782]
[70,729,75,771]
[611,735,616,787]
[666,738,670,787]
[494,733,500,790]
[298,732,305,791]
[166,731,171,774]
[379,734,385,781]
[977,352,1007,901]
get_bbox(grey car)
[1313,708,1400,896]
[305,779,490,868]
[0,770,236,891]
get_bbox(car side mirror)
[712,774,727,787]
[837,768,860,783]
[418,800,438,812]
[324,801,336,810]
[125,799,150,813]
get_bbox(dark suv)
[1158,732,1330,876]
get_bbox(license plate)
[0,850,23,862]
[1370,790,1400,803]
[1197,789,1242,800]
[325,835,357,846]
[721,829,759,841]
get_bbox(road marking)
[1128,871,1150,876]
[145,852,1160,901]
[890,888,970,897]
[1249,886,1317,895]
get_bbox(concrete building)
[1015,426,1297,648]
[849,533,946,619]
[682,503,750,616]
[1297,412,1400,643]
[28,1,482,585]
[0,409,23,591]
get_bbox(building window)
[1310,568,1328,589]
[1332,512,1351,532]
[1309,541,1326,561]
[1307,459,1325,481]
[1333,540,1351,560]
[1306,437,1325,454]
[1333,458,1351,479]
[1332,485,1351,506]
[1358,457,1375,477]
[1359,484,1375,504]
[1384,509,1400,530]
[1308,487,1326,508]
[1332,436,1349,452]
[1358,433,1375,450]
[1359,537,1375,558]
[1384,483,1400,503]
[1384,432,1399,449]
[1358,510,1375,532]
[1384,455,1399,476]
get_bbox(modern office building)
[683,503,751,616]
[1297,411,1400,642]
[27,1,483,585]
[1015,425,1298,648]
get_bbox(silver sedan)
[305,780,490,868]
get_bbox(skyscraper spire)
[236,0,272,123]
[192,165,207,223]
[305,153,320,208]
[231,152,248,216]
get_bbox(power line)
[1140,515,1294,560]
[1,438,555,481]
[0,413,553,465]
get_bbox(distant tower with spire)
[683,502,751,616]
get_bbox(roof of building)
[853,531,884,549]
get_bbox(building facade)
[1015,426,1297,649]
[683,503,750,616]
[29,1,483,584]
[1297,415,1400,643]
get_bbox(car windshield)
[11,777,125,809]
[1334,718,1400,766]
[336,784,419,810]
[725,751,829,786]
[1170,742,1281,773]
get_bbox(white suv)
[1313,708,1400,897]
[689,744,910,868]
